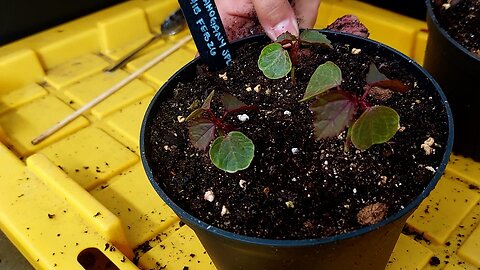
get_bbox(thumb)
[252,0,299,40]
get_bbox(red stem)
[208,109,238,135]
[289,41,300,66]
[361,85,372,100]
[358,85,372,110]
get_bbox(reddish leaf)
[326,15,369,38]
[371,80,409,93]
[188,118,216,150]
[310,91,357,140]
[366,63,409,93]
[276,32,296,44]
[221,94,247,112]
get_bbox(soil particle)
[221,205,230,216]
[378,176,388,186]
[369,86,393,101]
[468,184,479,190]
[239,180,247,189]
[351,48,362,54]
[204,190,215,202]
[356,203,389,225]
[429,256,441,266]
[421,137,436,155]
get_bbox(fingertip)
[266,16,299,40]
[293,0,321,29]
[253,0,299,40]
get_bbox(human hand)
[216,0,321,41]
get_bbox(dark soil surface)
[433,0,480,56]
[145,36,449,240]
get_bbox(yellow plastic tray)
[0,0,479,269]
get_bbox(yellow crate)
[0,0,479,269]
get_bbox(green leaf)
[185,107,204,122]
[189,118,216,150]
[350,106,400,150]
[366,63,409,93]
[310,91,357,140]
[186,90,215,121]
[258,43,292,79]
[300,30,333,48]
[221,94,247,112]
[209,131,254,173]
[301,61,342,102]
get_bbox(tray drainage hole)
[77,248,119,270]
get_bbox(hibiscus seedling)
[258,30,333,81]
[186,90,256,173]
[303,61,409,150]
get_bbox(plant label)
[179,0,233,70]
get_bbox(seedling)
[190,31,408,172]
[258,29,333,82]
[304,61,409,150]
[186,90,256,173]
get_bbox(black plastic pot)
[140,31,454,270]
[424,0,480,161]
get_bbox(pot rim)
[425,0,480,62]
[140,30,454,247]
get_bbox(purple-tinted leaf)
[326,15,369,38]
[189,118,216,150]
[350,106,400,150]
[276,32,297,44]
[221,94,247,112]
[371,80,409,93]
[299,30,333,48]
[310,91,357,140]
[366,63,409,93]
[301,61,342,102]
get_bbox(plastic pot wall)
[424,0,480,161]
[141,31,454,270]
